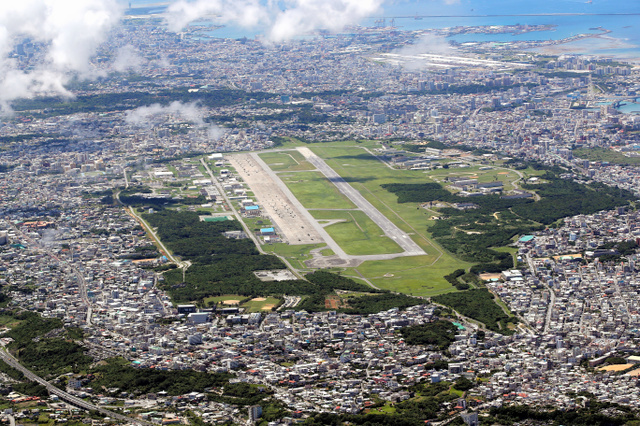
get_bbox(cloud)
[165,0,269,33]
[391,34,456,70]
[269,0,382,42]
[0,0,461,114]
[0,69,72,113]
[0,0,124,113]
[111,45,145,72]
[164,0,383,42]
[125,101,224,139]
[397,34,454,56]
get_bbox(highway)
[0,348,152,425]
[297,147,426,257]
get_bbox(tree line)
[382,165,634,273]
[399,320,458,350]
[432,289,517,334]
[147,211,424,313]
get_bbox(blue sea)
[617,99,640,114]
[126,0,640,58]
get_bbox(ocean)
[126,0,640,59]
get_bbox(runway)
[229,149,428,266]
[297,147,426,257]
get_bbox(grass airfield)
[256,140,496,296]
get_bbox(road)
[277,296,301,310]
[297,147,426,257]
[126,207,192,282]
[75,264,93,326]
[526,253,556,334]
[116,186,193,282]
[0,349,152,425]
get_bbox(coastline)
[529,33,640,62]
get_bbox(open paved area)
[228,153,323,245]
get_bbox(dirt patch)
[223,300,241,305]
[251,297,267,302]
[261,304,276,310]
[479,273,502,281]
[325,296,341,309]
[599,364,634,372]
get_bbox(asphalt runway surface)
[297,147,426,256]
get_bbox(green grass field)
[242,296,281,312]
[0,314,23,329]
[244,217,273,231]
[309,143,454,257]
[310,210,403,255]
[278,171,356,209]
[573,147,640,166]
[493,246,519,267]
[420,164,526,192]
[346,254,470,296]
[366,403,397,415]
[262,243,324,270]
[259,150,316,171]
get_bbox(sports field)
[204,295,245,307]
[243,296,281,312]
[203,295,281,312]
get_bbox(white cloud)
[0,0,123,113]
[391,33,456,70]
[164,0,383,42]
[125,101,224,139]
[269,0,382,42]
[165,0,269,33]
[112,45,145,72]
